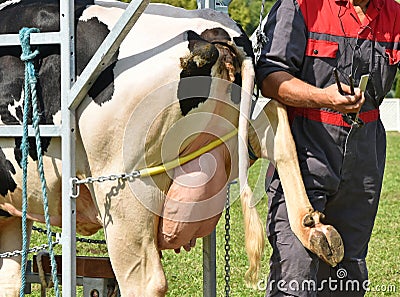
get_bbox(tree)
[229,0,274,35]
[119,0,276,36]
[151,0,197,9]
[120,0,196,9]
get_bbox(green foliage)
[365,132,400,296]
[151,0,197,9]
[119,0,276,35]
[394,70,400,98]
[228,0,275,35]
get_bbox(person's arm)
[261,71,365,114]
[256,0,363,113]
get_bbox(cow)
[0,0,344,296]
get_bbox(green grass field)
[28,132,400,296]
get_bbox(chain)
[76,237,106,244]
[70,171,141,198]
[252,0,268,64]
[73,171,141,185]
[0,238,60,259]
[32,225,106,245]
[225,181,236,297]
[32,226,58,239]
[0,226,106,258]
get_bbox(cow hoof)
[303,211,344,266]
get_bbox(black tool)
[333,68,343,95]
[332,68,364,128]
[345,74,363,126]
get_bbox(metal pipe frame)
[60,0,76,295]
[0,32,61,46]
[203,231,217,297]
[62,0,148,295]
[0,0,233,295]
[0,125,61,137]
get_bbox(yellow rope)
[139,129,238,177]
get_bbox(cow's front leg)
[93,181,167,297]
[0,216,33,297]
[254,100,344,266]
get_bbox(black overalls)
[256,0,400,295]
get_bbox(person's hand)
[323,83,365,114]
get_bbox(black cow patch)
[231,73,242,104]
[200,27,232,44]
[0,209,11,217]
[0,148,17,196]
[178,28,239,116]
[232,22,254,61]
[178,30,219,116]
[0,0,118,163]
[76,17,118,106]
[178,28,249,116]
[0,55,24,125]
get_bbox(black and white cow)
[0,0,344,296]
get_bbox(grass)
[27,132,400,296]
[365,132,400,296]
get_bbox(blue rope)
[19,27,60,297]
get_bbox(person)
[256,0,400,296]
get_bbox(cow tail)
[238,58,265,287]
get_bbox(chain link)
[32,225,58,239]
[76,237,106,244]
[0,238,59,259]
[73,171,141,185]
[71,171,141,198]
[15,171,132,258]
[0,169,122,257]
[32,225,107,245]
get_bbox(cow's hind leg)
[0,216,33,297]
[261,100,344,266]
[95,182,167,297]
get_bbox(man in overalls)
[256,0,400,296]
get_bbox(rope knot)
[18,26,59,297]
[19,27,40,62]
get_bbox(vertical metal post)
[203,230,217,297]
[197,4,220,296]
[198,0,231,12]
[60,0,77,296]
[204,0,216,9]
[197,0,216,10]
[197,0,231,294]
